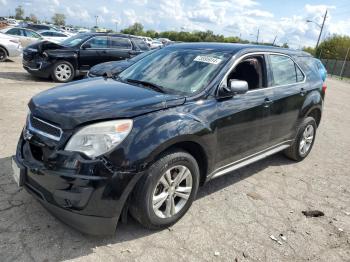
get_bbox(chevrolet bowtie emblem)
[23,129,33,141]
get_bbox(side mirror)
[82,43,91,49]
[229,79,249,94]
[218,79,249,97]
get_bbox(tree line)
[303,35,350,60]
[121,23,290,47]
[13,5,66,26]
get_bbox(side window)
[132,38,149,51]
[296,66,304,82]
[269,54,304,86]
[84,36,108,48]
[7,28,21,35]
[109,37,132,49]
[227,55,266,90]
[25,30,41,38]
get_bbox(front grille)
[28,115,62,141]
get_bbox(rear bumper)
[14,132,144,235]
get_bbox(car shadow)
[0,71,51,82]
[0,153,295,261]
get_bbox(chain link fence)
[321,59,350,78]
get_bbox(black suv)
[22,33,149,82]
[12,43,325,235]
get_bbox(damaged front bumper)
[14,132,143,235]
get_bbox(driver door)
[214,54,274,169]
[79,36,109,70]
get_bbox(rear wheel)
[0,47,8,62]
[130,150,200,229]
[51,61,74,82]
[284,116,317,161]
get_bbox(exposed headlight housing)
[65,120,133,158]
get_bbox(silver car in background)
[0,33,22,62]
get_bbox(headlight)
[65,120,133,158]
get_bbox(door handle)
[300,88,306,96]
[263,98,273,108]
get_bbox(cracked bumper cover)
[15,134,144,235]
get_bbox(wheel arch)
[151,140,209,186]
[0,45,9,56]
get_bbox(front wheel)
[284,116,317,161]
[0,47,8,62]
[130,150,200,229]
[51,61,75,83]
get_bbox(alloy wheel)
[152,165,193,218]
[55,64,72,81]
[299,124,314,156]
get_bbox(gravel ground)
[0,57,349,262]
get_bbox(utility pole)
[272,35,277,46]
[315,10,327,49]
[256,28,260,44]
[340,47,350,79]
[94,15,99,27]
[115,21,118,32]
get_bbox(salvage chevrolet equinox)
[12,43,326,235]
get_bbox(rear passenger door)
[267,54,307,145]
[107,37,133,61]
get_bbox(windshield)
[61,34,89,47]
[119,48,230,94]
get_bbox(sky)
[1,0,350,48]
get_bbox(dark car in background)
[87,49,158,77]
[22,33,150,82]
[12,43,325,235]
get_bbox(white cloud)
[99,6,109,14]
[0,0,6,5]
[243,9,274,18]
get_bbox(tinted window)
[84,36,108,48]
[40,31,51,36]
[119,48,230,95]
[7,28,21,35]
[52,32,66,37]
[109,37,132,49]
[25,30,41,38]
[132,38,149,51]
[270,55,303,85]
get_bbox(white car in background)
[142,37,153,47]
[150,40,163,49]
[1,27,42,47]
[37,30,69,43]
[0,33,22,62]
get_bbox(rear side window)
[269,54,304,86]
[109,37,132,49]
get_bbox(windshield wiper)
[126,78,166,93]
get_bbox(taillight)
[322,83,327,93]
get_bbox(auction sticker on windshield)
[194,56,222,65]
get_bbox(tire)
[51,61,75,83]
[130,150,200,229]
[0,47,8,62]
[284,116,317,161]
